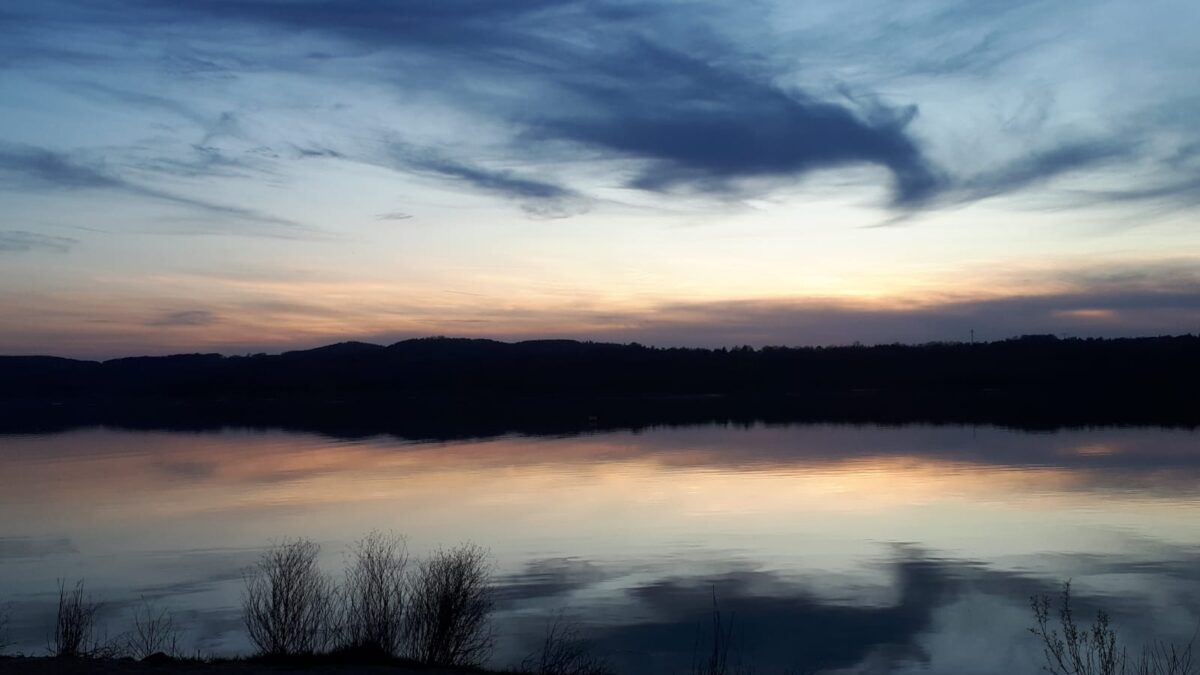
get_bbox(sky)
[1,0,1198,358]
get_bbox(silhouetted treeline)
[3,335,1198,399]
[1,335,1198,434]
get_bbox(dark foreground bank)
[0,657,479,675]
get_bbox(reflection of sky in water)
[1,424,1199,673]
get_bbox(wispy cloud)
[375,211,412,221]
[957,139,1134,202]
[0,229,77,253]
[386,143,589,217]
[0,144,122,189]
[5,0,1198,214]
[32,0,945,209]
[0,144,310,237]
[401,149,573,201]
[147,309,218,327]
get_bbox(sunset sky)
[2,0,1198,357]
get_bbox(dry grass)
[49,580,101,658]
[520,613,614,675]
[692,590,749,675]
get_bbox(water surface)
[2,423,1199,673]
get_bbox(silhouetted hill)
[2,335,1199,434]
[2,334,1198,400]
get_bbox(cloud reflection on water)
[0,424,1198,671]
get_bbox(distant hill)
[2,334,1198,400]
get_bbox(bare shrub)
[50,579,100,658]
[521,613,614,675]
[125,598,180,660]
[339,531,409,658]
[1031,581,1197,675]
[243,538,335,657]
[405,543,494,667]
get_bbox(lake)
[2,422,1199,673]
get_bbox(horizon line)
[5,331,1198,363]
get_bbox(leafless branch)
[404,543,494,667]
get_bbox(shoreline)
[0,656,487,674]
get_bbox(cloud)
[527,39,944,207]
[388,144,589,216]
[957,139,1134,202]
[126,144,272,180]
[105,0,944,209]
[600,286,1200,348]
[0,230,77,253]
[147,309,218,327]
[1064,173,1200,212]
[2,0,1200,230]
[404,151,572,201]
[71,81,209,126]
[8,0,1196,214]
[0,144,122,189]
[297,146,344,159]
[0,144,309,236]
[364,264,1196,348]
[375,211,412,221]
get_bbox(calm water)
[2,423,1199,673]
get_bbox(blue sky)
[1,0,1198,357]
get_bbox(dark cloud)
[0,230,77,253]
[581,278,1200,348]
[528,39,944,207]
[147,310,218,327]
[96,0,944,209]
[3,1,1196,221]
[297,146,344,159]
